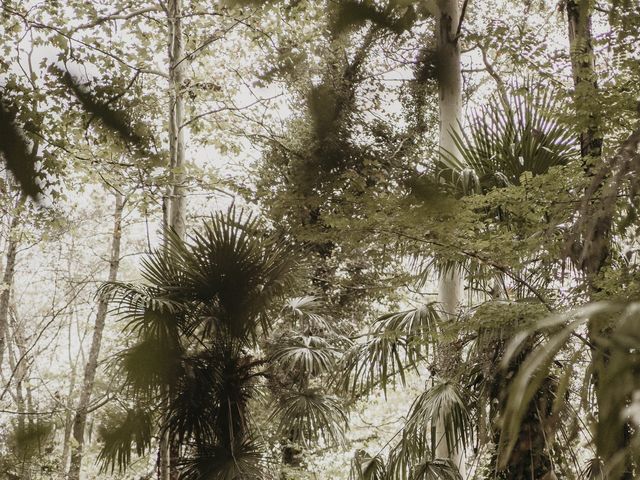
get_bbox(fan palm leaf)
[387,429,431,480]
[282,296,333,331]
[410,458,463,480]
[440,82,578,194]
[99,209,302,473]
[118,336,183,396]
[270,388,348,447]
[340,304,439,395]
[270,334,340,377]
[350,450,387,480]
[404,381,473,454]
[97,408,153,474]
[178,439,272,480]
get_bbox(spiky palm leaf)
[282,296,333,331]
[271,388,348,447]
[404,381,473,454]
[270,334,339,377]
[340,304,439,394]
[414,82,579,291]
[387,429,431,480]
[176,210,298,341]
[100,209,301,474]
[117,336,183,397]
[97,408,153,473]
[411,458,463,480]
[178,439,272,480]
[167,347,264,448]
[350,450,387,480]
[440,83,578,194]
[580,457,606,480]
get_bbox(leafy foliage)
[97,409,152,474]
[340,304,439,395]
[0,96,41,197]
[440,83,578,194]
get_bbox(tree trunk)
[160,2,188,477]
[0,196,23,370]
[167,0,186,241]
[566,2,631,478]
[433,0,465,473]
[67,193,124,480]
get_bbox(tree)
[98,209,346,478]
[68,193,124,480]
[343,81,579,478]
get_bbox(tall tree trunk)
[0,195,24,370]
[566,2,631,478]
[67,193,124,480]
[433,0,465,473]
[60,362,78,477]
[160,2,187,478]
[167,0,186,241]
[5,320,26,430]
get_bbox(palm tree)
[347,82,578,479]
[97,210,346,479]
[267,296,350,472]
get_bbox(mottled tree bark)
[565,2,632,479]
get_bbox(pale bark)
[0,196,24,370]
[161,2,188,478]
[433,0,465,472]
[5,321,26,430]
[67,193,124,480]
[167,0,186,241]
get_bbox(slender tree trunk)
[566,0,602,163]
[433,0,465,473]
[0,197,23,370]
[435,0,463,322]
[60,262,82,477]
[60,364,78,477]
[167,0,186,241]
[5,322,26,430]
[566,2,631,478]
[67,193,124,480]
[161,2,188,478]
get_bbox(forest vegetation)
[0,0,639,479]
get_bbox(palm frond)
[340,305,439,395]
[7,421,53,459]
[498,302,613,467]
[178,439,272,480]
[349,449,387,480]
[118,336,183,396]
[405,381,473,454]
[411,458,463,480]
[283,296,333,331]
[179,208,299,341]
[97,408,153,474]
[270,388,348,447]
[580,457,606,480]
[167,348,263,448]
[441,81,578,194]
[387,429,431,480]
[270,334,339,377]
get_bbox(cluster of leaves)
[98,209,351,479]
